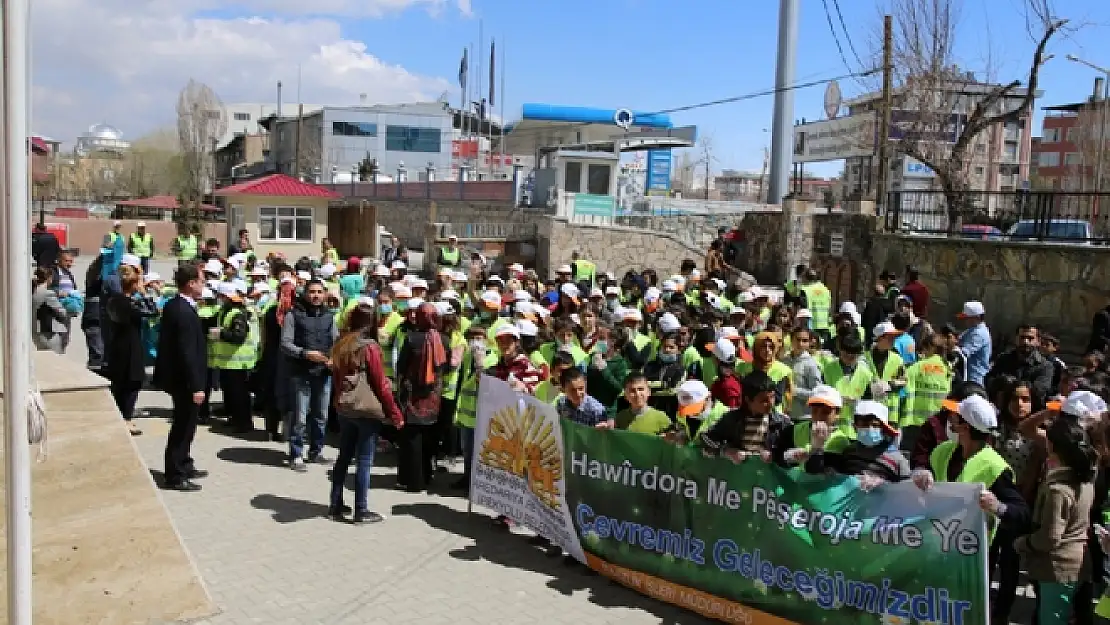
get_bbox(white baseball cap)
[556,264,573,274]
[439,289,460,301]
[201,287,215,299]
[957,395,998,433]
[407,297,425,309]
[807,384,843,409]
[621,308,643,322]
[677,380,711,416]
[392,285,412,299]
[605,286,621,297]
[643,287,661,303]
[452,271,467,282]
[657,312,681,333]
[412,278,429,290]
[486,275,504,284]
[217,282,239,298]
[661,279,677,292]
[296,270,311,281]
[589,287,604,299]
[249,266,268,277]
[515,319,539,337]
[120,254,142,269]
[509,263,524,273]
[711,278,726,291]
[855,400,896,434]
[719,326,742,341]
[560,283,580,299]
[795,308,813,319]
[357,295,375,307]
[1049,390,1108,423]
[838,301,858,315]
[373,264,390,277]
[480,290,502,310]
[711,337,736,363]
[252,282,271,294]
[737,291,754,304]
[958,301,986,318]
[136,221,147,227]
[447,233,458,240]
[203,259,223,275]
[317,264,337,278]
[495,324,520,339]
[432,301,453,316]
[873,321,900,338]
[390,260,407,270]
[145,271,162,282]
[514,289,532,302]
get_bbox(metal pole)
[766,0,798,205]
[1,0,34,622]
[1096,75,1108,194]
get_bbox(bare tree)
[884,0,1067,229]
[176,80,227,218]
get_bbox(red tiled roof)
[30,137,48,154]
[115,195,219,212]
[213,173,341,198]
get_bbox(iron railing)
[322,179,514,203]
[435,221,537,241]
[885,190,1110,243]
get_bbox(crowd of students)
[76,227,1110,624]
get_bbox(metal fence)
[885,190,1110,243]
[623,195,775,216]
[435,221,537,241]
[321,179,515,202]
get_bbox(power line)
[831,0,867,70]
[821,0,855,73]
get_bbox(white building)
[842,79,1033,195]
[75,123,130,156]
[220,102,323,149]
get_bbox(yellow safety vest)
[209,307,258,370]
[865,349,904,423]
[573,259,596,286]
[442,331,466,401]
[175,235,198,260]
[902,355,952,427]
[379,312,404,380]
[440,246,461,267]
[800,282,831,331]
[821,359,876,435]
[130,232,153,258]
[930,441,1010,541]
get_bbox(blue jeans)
[461,426,475,482]
[329,416,381,513]
[288,374,331,460]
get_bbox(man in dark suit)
[154,264,209,491]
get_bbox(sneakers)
[353,511,384,525]
[290,457,307,472]
[307,453,330,465]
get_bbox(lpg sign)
[903,158,935,178]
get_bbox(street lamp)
[1065,54,1109,194]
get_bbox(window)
[1066,127,1077,142]
[974,167,984,175]
[233,112,251,121]
[385,125,441,152]
[205,110,221,120]
[259,206,313,242]
[1065,152,1082,166]
[1003,143,1018,159]
[332,121,377,137]
[1042,128,1060,143]
[587,164,611,195]
[564,162,582,193]
[1038,151,1060,167]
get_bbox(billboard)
[645,149,672,192]
[889,111,964,143]
[903,157,935,178]
[793,113,877,162]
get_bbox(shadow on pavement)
[391,502,702,625]
[250,493,330,523]
[217,446,288,468]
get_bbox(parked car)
[1006,219,1093,244]
[958,224,1003,241]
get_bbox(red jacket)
[901,281,930,318]
[710,372,743,409]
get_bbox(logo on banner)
[481,402,564,510]
[614,109,635,130]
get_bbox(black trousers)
[396,423,437,490]
[164,390,199,484]
[437,397,460,457]
[200,368,219,419]
[989,527,1021,622]
[220,369,253,429]
[110,380,142,421]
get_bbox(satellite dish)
[824,81,842,120]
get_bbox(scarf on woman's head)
[414,302,446,385]
[275,282,296,326]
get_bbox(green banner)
[573,193,616,217]
[471,376,989,625]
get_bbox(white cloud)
[32,0,461,144]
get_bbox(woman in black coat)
[104,265,158,436]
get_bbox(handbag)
[335,343,388,422]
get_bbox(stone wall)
[370,198,526,248]
[731,211,788,285]
[536,216,706,279]
[872,234,1110,353]
[615,212,753,251]
[809,212,881,306]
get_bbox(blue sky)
[35,0,1110,174]
[333,0,1110,175]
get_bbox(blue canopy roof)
[518,104,672,129]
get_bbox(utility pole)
[875,15,894,210]
[767,0,798,205]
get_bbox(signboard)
[573,193,616,217]
[472,376,991,625]
[645,149,673,193]
[889,111,964,144]
[451,139,479,160]
[824,80,842,119]
[829,230,845,257]
[903,157,935,178]
[793,113,877,163]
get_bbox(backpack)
[335,340,387,422]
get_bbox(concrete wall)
[871,234,1110,353]
[536,216,706,280]
[48,217,226,257]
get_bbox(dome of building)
[87,123,123,141]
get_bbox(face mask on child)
[857,427,885,447]
[659,353,678,364]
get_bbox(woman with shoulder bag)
[328,300,403,524]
